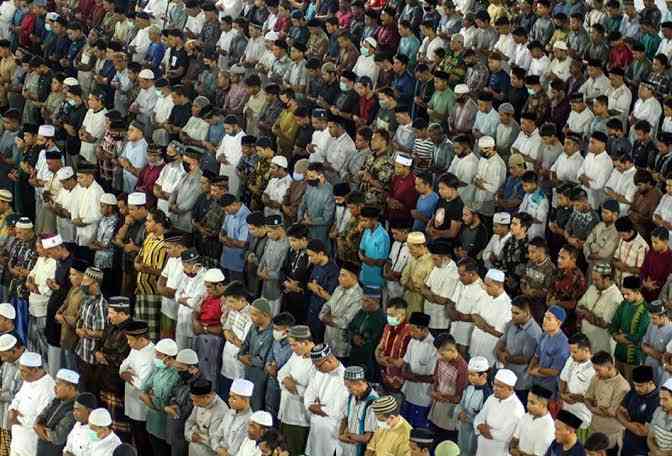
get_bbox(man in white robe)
[473,369,525,456]
[472,136,506,217]
[8,352,55,456]
[510,385,556,456]
[49,167,78,243]
[304,343,349,456]
[87,409,121,456]
[71,164,105,250]
[154,144,186,215]
[577,131,614,210]
[63,392,97,456]
[234,410,273,456]
[216,115,246,196]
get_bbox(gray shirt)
[499,319,543,390]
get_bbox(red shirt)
[379,322,412,390]
[609,44,633,70]
[374,24,400,54]
[358,94,378,124]
[135,163,164,208]
[199,295,223,326]
[640,248,672,302]
[387,172,419,223]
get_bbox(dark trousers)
[217,374,233,402]
[149,434,170,455]
[76,357,99,397]
[129,418,153,456]
[170,439,187,456]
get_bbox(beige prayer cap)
[509,153,525,167]
[407,232,426,245]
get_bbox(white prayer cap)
[38,125,55,137]
[494,368,517,387]
[0,190,11,203]
[363,37,377,48]
[15,217,33,229]
[139,69,155,80]
[271,155,288,169]
[0,303,15,320]
[454,84,469,95]
[56,166,74,181]
[406,231,426,245]
[493,212,511,225]
[128,192,147,206]
[478,136,495,148]
[663,378,672,391]
[553,41,568,51]
[485,269,505,283]
[250,410,273,427]
[56,368,80,384]
[63,77,79,87]
[46,12,59,20]
[264,31,279,41]
[204,268,225,283]
[156,338,178,356]
[19,351,42,367]
[230,378,254,397]
[395,154,413,167]
[100,193,117,206]
[468,356,489,372]
[41,234,63,249]
[89,408,112,427]
[0,334,16,352]
[176,349,199,365]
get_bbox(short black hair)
[591,351,613,366]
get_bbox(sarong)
[135,293,162,342]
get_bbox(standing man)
[339,365,379,456]
[298,163,336,252]
[238,298,273,411]
[34,368,78,455]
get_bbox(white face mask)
[377,420,390,430]
[293,172,304,181]
[272,329,286,341]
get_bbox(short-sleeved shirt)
[534,331,570,396]
[500,319,542,390]
[359,224,391,288]
[432,197,463,232]
[412,192,439,232]
[621,389,659,454]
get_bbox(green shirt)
[143,365,180,439]
[429,88,456,122]
[609,299,650,365]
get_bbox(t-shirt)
[432,197,464,232]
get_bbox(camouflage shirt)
[361,151,394,207]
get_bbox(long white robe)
[64,422,93,456]
[304,364,349,456]
[278,353,316,427]
[72,181,105,246]
[90,431,122,456]
[469,292,512,366]
[54,186,76,242]
[9,374,56,456]
[474,393,525,456]
[216,130,246,196]
[577,151,614,210]
[155,161,186,215]
[119,342,155,421]
[175,268,206,350]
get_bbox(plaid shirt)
[495,236,529,291]
[97,129,125,189]
[75,294,108,364]
[565,209,600,241]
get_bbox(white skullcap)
[56,167,74,181]
[493,212,511,225]
[0,303,15,320]
[407,232,426,244]
[38,125,55,137]
[485,269,505,282]
[230,378,254,397]
[176,348,199,365]
[553,41,568,50]
[46,12,59,20]
[100,193,117,206]
[63,77,79,87]
[495,368,517,386]
[41,234,63,249]
[250,410,273,427]
[264,31,279,41]
[15,218,33,229]
[478,136,495,148]
[56,368,80,384]
[128,192,147,206]
[454,84,469,95]
[203,268,225,283]
[89,408,112,427]
[468,356,489,372]
[271,155,288,169]
[139,69,155,80]
[19,351,41,367]
[156,338,178,357]
[0,334,16,351]
[395,154,413,167]
[663,378,672,391]
[364,37,377,48]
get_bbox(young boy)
[454,355,491,456]
[511,385,555,455]
[642,301,672,384]
[157,233,188,339]
[383,220,411,303]
[559,333,596,442]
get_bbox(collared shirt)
[220,204,251,273]
[470,292,512,366]
[534,331,570,394]
[473,108,500,138]
[93,214,119,270]
[75,294,107,364]
[320,285,363,358]
[513,412,555,456]
[500,319,542,390]
[120,138,149,193]
[560,357,595,429]
[423,261,459,330]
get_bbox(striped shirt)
[651,406,672,450]
[136,233,167,296]
[75,295,108,364]
[413,138,435,170]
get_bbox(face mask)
[387,315,401,326]
[178,370,192,382]
[307,178,319,187]
[377,420,390,430]
[528,88,535,96]
[293,172,303,181]
[272,329,286,341]
[360,46,370,57]
[87,429,100,442]
[154,358,166,369]
[67,99,77,106]
[45,23,52,32]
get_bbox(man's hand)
[477,422,493,439]
[164,404,178,418]
[239,354,252,367]
[309,403,327,416]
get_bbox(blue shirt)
[307,260,340,340]
[145,42,166,75]
[621,389,659,455]
[358,224,391,288]
[412,192,439,231]
[534,330,570,395]
[473,108,500,138]
[545,441,585,456]
[219,205,251,272]
[392,71,416,107]
[500,175,524,211]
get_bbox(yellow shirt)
[366,417,412,456]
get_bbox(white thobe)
[175,268,206,349]
[550,152,584,206]
[160,256,184,320]
[80,108,108,162]
[130,27,151,63]
[243,37,265,64]
[217,130,246,195]
[513,412,555,456]
[559,357,595,428]
[450,279,487,346]
[519,190,549,239]
[608,84,632,116]
[9,374,56,456]
[494,34,515,61]
[474,393,525,456]
[54,187,76,242]
[605,166,637,216]
[0,0,15,39]
[304,364,349,456]
[546,57,572,82]
[386,241,410,299]
[72,181,105,246]
[448,153,479,203]
[215,0,242,20]
[132,87,159,119]
[352,55,378,83]
[263,175,292,217]
[577,151,614,209]
[220,308,252,379]
[64,422,93,456]
[482,233,511,269]
[469,292,512,366]
[528,56,550,78]
[423,261,459,330]
[119,342,155,421]
[579,74,610,100]
[631,97,663,135]
[28,256,56,318]
[566,109,594,138]
[401,335,438,407]
[185,12,206,35]
[235,437,261,456]
[90,432,122,456]
[144,0,168,23]
[278,353,316,427]
[473,154,506,214]
[154,94,175,124]
[511,44,532,71]
[309,128,336,164]
[155,161,186,214]
[420,36,447,62]
[512,129,542,166]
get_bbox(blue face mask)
[293,172,304,181]
[154,358,166,369]
[87,429,100,442]
[387,316,401,326]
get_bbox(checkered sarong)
[0,428,10,456]
[135,294,162,342]
[100,390,131,442]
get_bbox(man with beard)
[112,192,147,297]
[165,348,201,456]
[153,142,186,216]
[95,297,132,443]
[34,369,79,456]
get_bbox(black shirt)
[432,196,464,232]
